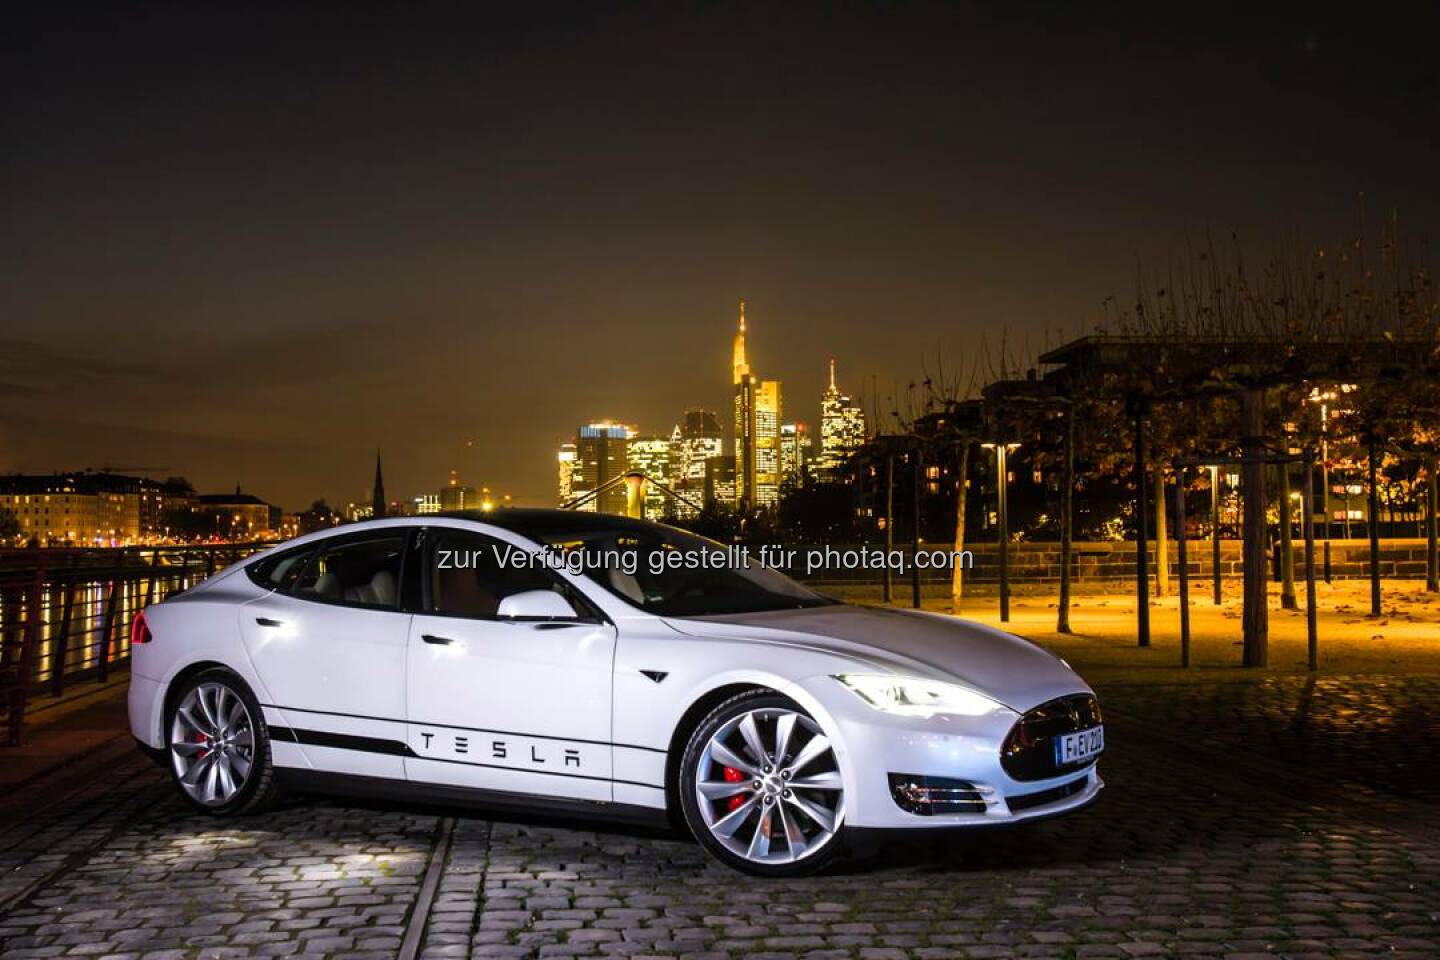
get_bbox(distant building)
[0,472,194,545]
[372,451,386,519]
[192,487,276,539]
[781,422,813,482]
[572,421,635,514]
[818,359,867,477]
[414,493,441,515]
[670,409,724,517]
[627,436,673,519]
[731,301,783,509]
[557,442,578,505]
[439,470,480,511]
[753,379,782,508]
[704,454,738,507]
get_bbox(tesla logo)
[418,731,583,768]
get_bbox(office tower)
[818,359,867,478]
[557,442,578,505]
[573,421,635,514]
[439,470,480,510]
[781,422,813,482]
[731,300,783,510]
[753,379,782,507]
[670,409,724,517]
[627,436,673,519]
[704,454,738,507]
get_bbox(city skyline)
[557,302,866,516]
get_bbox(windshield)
[532,527,836,617]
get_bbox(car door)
[240,529,415,780]
[404,526,617,802]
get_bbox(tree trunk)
[911,448,922,609]
[1153,462,1169,598]
[1057,410,1075,634]
[1279,461,1297,610]
[1240,388,1269,667]
[951,444,969,614]
[883,453,894,603]
[1132,403,1150,647]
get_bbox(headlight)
[834,674,1004,718]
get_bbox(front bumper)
[793,675,1104,830]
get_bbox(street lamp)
[1307,388,1336,582]
[982,441,1021,622]
[1209,464,1222,604]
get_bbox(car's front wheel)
[679,690,847,876]
[166,668,278,815]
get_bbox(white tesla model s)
[128,510,1103,876]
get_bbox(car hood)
[663,604,1089,712]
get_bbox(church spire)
[828,357,837,391]
[372,450,386,519]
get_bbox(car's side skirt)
[272,768,674,830]
[266,723,669,806]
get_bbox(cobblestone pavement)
[3,676,1439,960]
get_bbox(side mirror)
[496,589,579,619]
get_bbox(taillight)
[130,611,153,645]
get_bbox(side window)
[246,544,312,591]
[427,531,569,619]
[292,535,406,610]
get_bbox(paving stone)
[5,677,1440,959]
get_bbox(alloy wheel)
[692,707,844,865]
[169,681,255,806]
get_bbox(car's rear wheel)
[167,669,278,815]
[679,690,846,876]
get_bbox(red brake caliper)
[723,766,747,811]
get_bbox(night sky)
[3,2,1437,510]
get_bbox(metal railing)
[0,542,268,745]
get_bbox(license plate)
[1055,726,1104,766]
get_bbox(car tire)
[165,668,279,816]
[678,689,847,877]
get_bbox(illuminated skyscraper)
[705,454,738,507]
[731,300,783,509]
[556,442,578,505]
[781,422,813,482]
[627,436,673,519]
[670,409,723,517]
[753,380,782,507]
[818,359,866,478]
[572,421,635,514]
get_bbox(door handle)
[421,634,455,645]
[255,617,283,628]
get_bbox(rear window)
[291,535,407,610]
[246,544,313,591]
